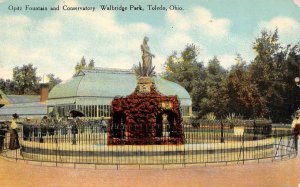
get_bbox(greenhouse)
[47,68,192,118]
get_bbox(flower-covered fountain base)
[108,77,184,145]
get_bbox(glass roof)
[48,69,191,106]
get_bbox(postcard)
[0,0,300,186]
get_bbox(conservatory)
[47,68,192,118]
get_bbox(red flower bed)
[108,87,184,145]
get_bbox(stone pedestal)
[137,77,154,93]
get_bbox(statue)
[141,36,155,74]
[162,113,170,137]
[135,36,156,77]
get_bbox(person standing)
[9,113,20,150]
[291,110,300,135]
[100,116,107,132]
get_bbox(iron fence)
[0,120,298,166]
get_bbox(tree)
[13,64,40,95]
[162,30,300,121]
[75,56,86,75]
[164,46,228,118]
[0,79,5,92]
[199,57,229,118]
[163,44,206,112]
[0,78,18,94]
[227,55,268,118]
[46,73,62,91]
[249,29,298,122]
[87,59,95,69]
[74,56,95,75]
[280,44,300,121]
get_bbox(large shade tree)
[199,57,228,118]
[13,64,40,95]
[279,44,300,121]
[163,44,206,112]
[227,55,268,118]
[1,64,62,95]
[249,29,300,122]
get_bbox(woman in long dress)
[9,114,20,150]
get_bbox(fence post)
[242,132,245,164]
[253,120,257,141]
[55,128,58,167]
[15,147,18,162]
[16,127,20,162]
[220,120,224,143]
[295,133,298,154]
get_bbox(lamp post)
[294,77,300,152]
[295,77,300,110]
[294,77,300,109]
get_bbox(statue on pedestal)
[135,36,156,77]
[141,36,155,76]
[109,37,184,145]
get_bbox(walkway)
[0,142,299,187]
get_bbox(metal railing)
[0,121,298,166]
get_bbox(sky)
[0,0,300,81]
